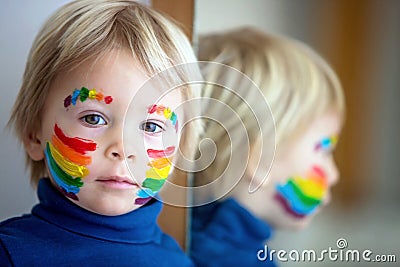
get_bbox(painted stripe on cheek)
[276,168,328,216]
[48,142,89,177]
[52,135,92,165]
[45,143,82,194]
[54,124,96,154]
[135,147,175,205]
[147,146,175,158]
[46,124,96,200]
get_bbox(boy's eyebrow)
[64,87,113,108]
[315,136,338,151]
[147,104,178,132]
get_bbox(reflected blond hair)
[196,27,345,188]
[8,0,198,186]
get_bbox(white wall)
[194,0,320,46]
[195,0,287,35]
[0,0,72,220]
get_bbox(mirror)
[189,0,400,265]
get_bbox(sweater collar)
[195,198,272,248]
[32,178,162,244]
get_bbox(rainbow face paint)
[315,135,338,152]
[135,146,175,205]
[147,104,179,132]
[275,166,327,217]
[134,104,179,205]
[64,87,113,108]
[44,124,96,200]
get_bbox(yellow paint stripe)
[49,142,89,178]
[145,165,171,180]
[293,177,326,199]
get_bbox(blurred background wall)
[0,0,72,220]
[195,0,399,266]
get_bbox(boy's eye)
[81,114,107,126]
[140,122,163,133]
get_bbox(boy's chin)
[279,212,316,231]
[69,196,143,216]
[266,207,318,231]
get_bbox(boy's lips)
[96,176,138,189]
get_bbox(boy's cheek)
[133,146,176,205]
[42,123,97,200]
[276,165,327,206]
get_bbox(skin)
[25,49,182,216]
[233,111,342,230]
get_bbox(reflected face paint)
[275,166,327,218]
[44,124,96,200]
[315,136,338,152]
[135,146,175,205]
[135,104,179,205]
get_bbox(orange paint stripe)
[148,157,172,169]
[52,135,92,166]
[309,175,327,188]
[308,166,327,188]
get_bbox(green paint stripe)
[142,178,166,192]
[47,144,84,187]
[288,180,321,206]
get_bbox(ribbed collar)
[194,198,272,249]
[32,178,162,244]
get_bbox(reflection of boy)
[190,28,345,266]
[0,1,197,266]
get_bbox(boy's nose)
[326,161,339,186]
[110,151,135,160]
[105,142,135,161]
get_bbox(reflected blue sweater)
[190,198,276,267]
[0,178,193,267]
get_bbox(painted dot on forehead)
[147,105,179,132]
[315,135,338,151]
[64,87,113,108]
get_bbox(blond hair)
[195,27,345,193]
[8,0,198,186]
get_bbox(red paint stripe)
[147,146,175,158]
[148,105,157,114]
[54,124,96,154]
[311,165,326,178]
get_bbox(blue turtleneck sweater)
[0,178,193,267]
[189,198,276,267]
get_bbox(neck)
[230,178,266,220]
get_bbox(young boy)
[0,0,198,266]
[190,28,345,266]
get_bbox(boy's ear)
[23,132,44,161]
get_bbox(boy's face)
[29,49,183,216]
[248,111,342,230]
